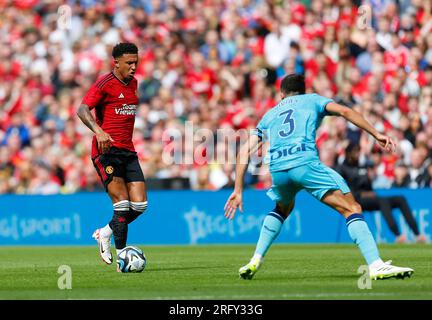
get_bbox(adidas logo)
[118,93,124,98]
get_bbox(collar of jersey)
[111,71,130,86]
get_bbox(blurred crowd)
[1,0,432,195]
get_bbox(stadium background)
[1,0,432,246]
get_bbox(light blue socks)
[254,211,285,258]
[346,214,382,265]
[254,212,381,266]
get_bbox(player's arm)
[325,102,396,152]
[76,104,113,153]
[224,134,263,220]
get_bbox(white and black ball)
[117,246,147,273]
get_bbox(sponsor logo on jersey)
[270,143,316,161]
[114,104,137,115]
[118,93,124,98]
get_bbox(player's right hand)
[224,191,243,220]
[96,130,114,153]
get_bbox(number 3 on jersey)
[278,109,295,137]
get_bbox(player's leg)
[125,154,147,224]
[252,201,294,260]
[321,190,382,264]
[239,170,299,280]
[303,161,414,279]
[239,200,294,280]
[321,190,413,279]
[92,153,129,265]
[299,161,384,268]
[127,181,148,223]
[106,177,130,255]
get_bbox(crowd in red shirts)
[0,0,431,194]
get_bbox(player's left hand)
[375,133,397,153]
[224,191,243,220]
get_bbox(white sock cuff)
[268,211,285,223]
[113,200,130,211]
[130,201,148,212]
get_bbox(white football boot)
[92,228,113,265]
[369,260,414,280]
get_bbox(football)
[116,246,147,273]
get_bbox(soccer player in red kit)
[77,43,148,269]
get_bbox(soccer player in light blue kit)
[224,74,414,280]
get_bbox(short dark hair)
[280,73,305,95]
[112,43,138,58]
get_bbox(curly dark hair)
[280,73,305,95]
[112,43,138,58]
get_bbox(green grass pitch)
[0,244,431,300]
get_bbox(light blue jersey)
[255,93,333,172]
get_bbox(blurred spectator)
[408,148,428,188]
[335,82,356,108]
[191,165,216,191]
[2,113,31,147]
[319,141,338,167]
[0,0,431,194]
[392,162,411,188]
[27,160,61,195]
[421,162,432,188]
[264,20,291,69]
[336,143,426,243]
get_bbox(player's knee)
[111,193,129,204]
[130,201,148,214]
[345,202,362,216]
[275,202,293,219]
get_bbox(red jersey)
[81,72,139,157]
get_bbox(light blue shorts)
[267,161,351,205]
